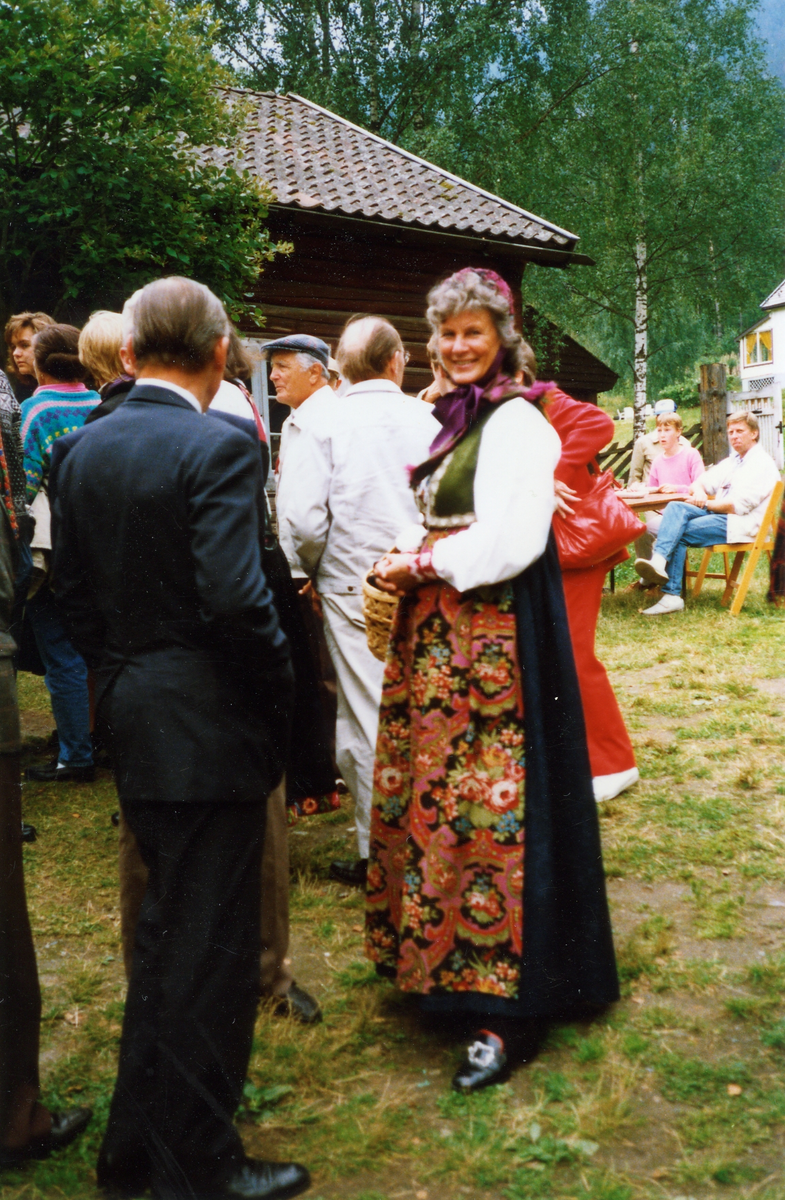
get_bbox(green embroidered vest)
[419,408,498,529]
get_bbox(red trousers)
[561,564,636,778]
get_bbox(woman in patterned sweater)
[21,325,99,783]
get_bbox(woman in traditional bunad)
[366,268,619,1093]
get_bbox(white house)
[737,279,785,468]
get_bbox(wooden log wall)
[241,214,523,394]
[240,211,617,423]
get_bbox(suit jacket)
[51,401,333,803]
[51,383,293,805]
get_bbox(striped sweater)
[21,384,100,501]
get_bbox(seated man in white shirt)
[635,412,780,614]
[281,317,439,886]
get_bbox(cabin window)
[745,329,773,365]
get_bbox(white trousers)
[320,592,385,859]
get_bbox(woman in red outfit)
[547,389,639,803]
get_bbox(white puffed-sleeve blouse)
[425,397,561,594]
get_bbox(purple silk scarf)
[410,350,554,486]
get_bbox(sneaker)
[593,767,640,803]
[641,594,685,616]
[634,552,669,586]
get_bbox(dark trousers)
[99,800,266,1198]
[0,754,42,1147]
[0,650,40,1150]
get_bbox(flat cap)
[263,334,329,368]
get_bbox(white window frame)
[744,328,774,367]
[240,337,271,439]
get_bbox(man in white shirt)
[635,412,781,614]
[267,331,340,773]
[268,335,338,579]
[281,316,439,885]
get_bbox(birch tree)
[509,0,785,433]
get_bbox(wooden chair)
[685,478,784,615]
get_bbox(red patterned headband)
[451,267,514,313]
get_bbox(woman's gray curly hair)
[426,269,536,384]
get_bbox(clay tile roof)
[210,89,577,249]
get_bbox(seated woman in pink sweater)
[646,413,704,538]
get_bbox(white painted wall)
[736,308,785,469]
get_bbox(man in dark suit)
[51,277,310,1200]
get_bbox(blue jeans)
[27,586,93,766]
[654,503,728,596]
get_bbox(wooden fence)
[597,422,704,481]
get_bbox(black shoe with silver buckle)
[452,1031,508,1094]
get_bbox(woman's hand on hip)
[554,480,579,517]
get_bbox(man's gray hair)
[122,277,230,371]
[292,351,329,382]
[336,316,403,385]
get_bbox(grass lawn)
[4,555,785,1200]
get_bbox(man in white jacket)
[282,316,439,885]
[635,412,780,613]
[270,334,338,580]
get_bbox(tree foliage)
[186,0,561,143]
[200,0,785,408]
[510,0,785,423]
[0,0,281,323]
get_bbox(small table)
[618,489,691,514]
[608,491,691,592]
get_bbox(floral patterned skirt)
[365,557,526,999]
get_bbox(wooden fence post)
[699,363,729,464]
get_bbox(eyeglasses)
[401,350,411,365]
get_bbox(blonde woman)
[78,311,133,422]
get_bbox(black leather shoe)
[273,982,322,1025]
[0,1107,92,1166]
[111,811,120,827]
[219,1159,311,1199]
[21,821,37,842]
[452,1032,508,1094]
[153,1159,311,1200]
[26,762,95,783]
[328,858,367,887]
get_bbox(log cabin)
[208,89,617,429]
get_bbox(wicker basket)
[362,570,399,662]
